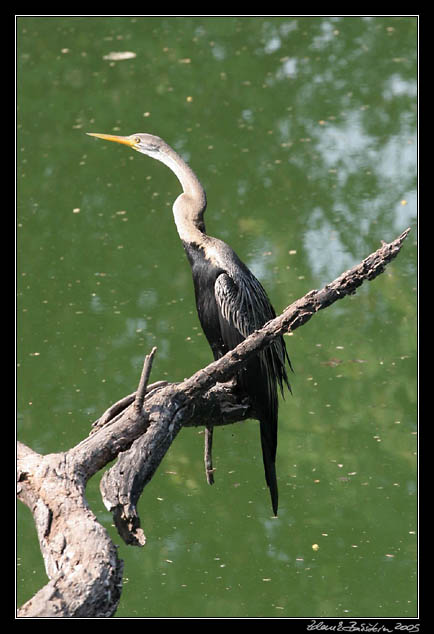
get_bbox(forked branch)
[17,228,411,618]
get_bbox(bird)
[87,131,291,516]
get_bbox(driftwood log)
[17,228,411,618]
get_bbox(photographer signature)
[307,621,419,633]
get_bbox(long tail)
[260,419,278,516]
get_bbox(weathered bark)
[17,228,411,618]
[17,443,124,617]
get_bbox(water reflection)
[303,210,354,283]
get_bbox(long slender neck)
[153,144,208,245]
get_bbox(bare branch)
[17,228,411,617]
[134,346,157,414]
[180,228,412,396]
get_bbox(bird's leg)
[203,377,240,484]
[204,425,215,485]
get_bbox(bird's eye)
[134,136,141,144]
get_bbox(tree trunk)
[17,228,411,618]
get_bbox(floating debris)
[321,358,343,367]
[103,51,137,61]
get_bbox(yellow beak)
[86,132,136,148]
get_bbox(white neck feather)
[151,145,207,245]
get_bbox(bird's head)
[87,132,165,157]
[87,131,206,221]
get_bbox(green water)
[17,16,417,618]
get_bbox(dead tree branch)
[17,228,410,618]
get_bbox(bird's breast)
[201,242,224,268]
[182,242,228,358]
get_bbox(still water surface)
[17,16,417,618]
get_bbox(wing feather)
[214,272,290,394]
[214,270,290,516]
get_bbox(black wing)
[214,271,290,397]
[214,270,290,515]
